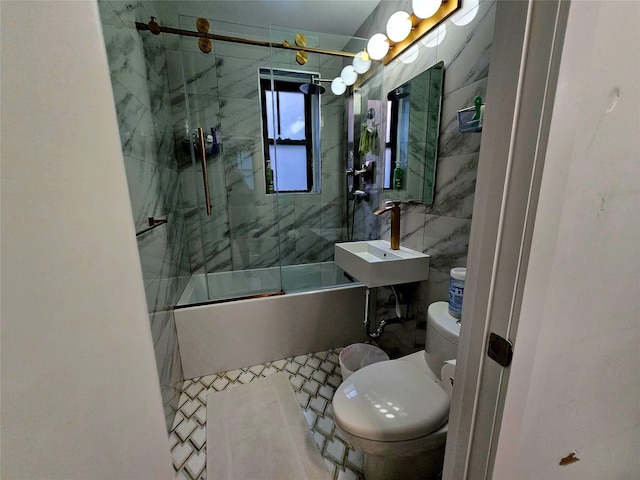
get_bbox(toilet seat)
[332,360,450,442]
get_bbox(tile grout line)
[170,347,364,480]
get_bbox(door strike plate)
[487,332,513,367]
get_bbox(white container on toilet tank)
[448,267,466,318]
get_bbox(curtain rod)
[135,17,356,59]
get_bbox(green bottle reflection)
[265,161,275,194]
[393,161,403,190]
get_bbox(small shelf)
[181,139,221,157]
[457,96,484,133]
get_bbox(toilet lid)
[333,360,450,442]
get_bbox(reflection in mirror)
[384,61,444,204]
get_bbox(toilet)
[332,301,461,480]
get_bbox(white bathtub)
[174,262,368,378]
[177,261,355,305]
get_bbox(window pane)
[384,147,392,189]
[269,144,308,191]
[386,100,392,142]
[265,90,276,138]
[278,91,306,140]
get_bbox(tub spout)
[374,201,401,250]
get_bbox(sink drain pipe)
[363,287,404,338]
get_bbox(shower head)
[299,82,326,95]
[387,88,409,100]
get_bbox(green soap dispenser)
[393,161,403,190]
[265,161,275,194]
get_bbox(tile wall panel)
[98,0,189,431]
[364,0,496,334]
[164,18,354,273]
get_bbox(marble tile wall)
[160,16,365,275]
[98,0,189,431]
[98,0,495,430]
[356,0,497,334]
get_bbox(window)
[384,99,397,189]
[384,91,410,189]
[260,69,318,193]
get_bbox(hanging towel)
[370,124,380,156]
[358,121,379,156]
[358,123,370,155]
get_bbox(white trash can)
[339,343,389,380]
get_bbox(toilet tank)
[425,301,461,375]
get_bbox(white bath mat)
[206,373,331,480]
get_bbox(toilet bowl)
[332,301,460,480]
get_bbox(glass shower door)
[172,14,283,305]
[268,24,372,291]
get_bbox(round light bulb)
[412,0,441,19]
[386,11,412,43]
[452,0,479,26]
[352,50,372,74]
[367,33,390,61]
[331,77,346,95]
[340,65,358,86]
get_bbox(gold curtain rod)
[135,18,356,59]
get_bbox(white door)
[444,1,640,478]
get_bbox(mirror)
[383,61,444,204]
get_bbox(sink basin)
[335,240,430,288]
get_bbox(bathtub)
[176,261,356,306]
[174,261,368,378]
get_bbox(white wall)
[493,1,640,478]
[1,1,174,478]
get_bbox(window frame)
[259,71,315,193]
[384,98,400,189]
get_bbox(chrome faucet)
[374,201,401,250]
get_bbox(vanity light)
[352,50,372,74]
[340,65,358,86]
[386,11,412,43]
[360,0,458,65]
[331,77,347,95]
[367,33,390,61]
[412,0,442,19]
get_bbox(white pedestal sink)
[335,240,430,288]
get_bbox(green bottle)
[265,161,275,194]
[393,161,403,190]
